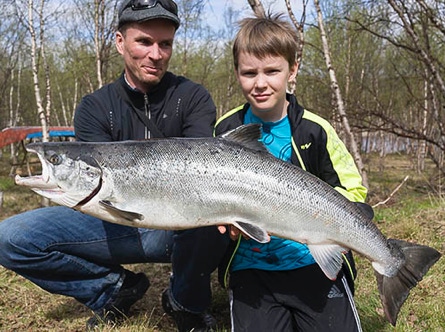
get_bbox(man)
[215,13,366,331]
[0,1,229,331]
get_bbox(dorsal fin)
[353,202,374,220]
[219,124,268,152]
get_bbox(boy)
[215,13,366,331]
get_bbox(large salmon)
[15,124,441,326]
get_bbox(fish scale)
[15,124,441,326]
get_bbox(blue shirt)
[231,108,316,272]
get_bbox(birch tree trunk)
[246,0,265,16]
[94,0,104,87]
[8,59,22,129]
[28,0,49,142]
[39,0,52,129]
[28,0,50,206]
[285,0,307,67]
[313,0,368,188]
[417,73,428,173]
[8,58,22,166]
[284,0,308,93]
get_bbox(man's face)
[116,19,176,92]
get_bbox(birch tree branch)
[372,176,410,208]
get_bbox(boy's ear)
[289,61,299,81]
[234,67,240,82]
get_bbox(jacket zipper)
[144,94,151,139]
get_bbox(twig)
[372,175,410,208]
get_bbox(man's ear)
[115,31,124,55]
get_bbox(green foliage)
[0,177,14,191]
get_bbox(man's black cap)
[118,0,180,29]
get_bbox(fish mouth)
[14,148,62,194]
[15,174,64,195]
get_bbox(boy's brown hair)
[233,12,299,70]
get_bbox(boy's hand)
[217,225,246,241]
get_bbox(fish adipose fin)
[232,221,270,243]
[375,239,441,326]
[220,124,269,153]
[308,244,348,280]
[99,200,144,222]
[354,201,374,219]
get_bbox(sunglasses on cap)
[126,0,178,16]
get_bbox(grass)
[0,151,443,331]
[355,199,445,331]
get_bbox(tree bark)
[28,0,50,206]
[28,0,49,142]
[246,0,265,17]
[313,0,368,188]
[94,0,104,87]
[284,0,307,92]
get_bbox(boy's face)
[235,52,298,122]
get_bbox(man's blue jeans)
[0,206,229,312]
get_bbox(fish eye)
[49,153,62,165]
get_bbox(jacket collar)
[117,71,175,110]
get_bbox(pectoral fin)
[232,221,270,243]
[99,200,144,222]
[308,244,348,280]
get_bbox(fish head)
[15,142,102,208]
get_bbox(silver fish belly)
[15,124,441,326]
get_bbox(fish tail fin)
[374,239,441,326]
